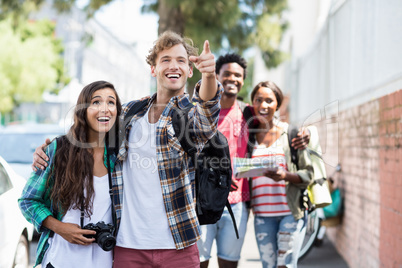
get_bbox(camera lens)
[97,232,116,251]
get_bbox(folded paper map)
[233,157,277,178]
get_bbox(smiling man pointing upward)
[112,31,222,267]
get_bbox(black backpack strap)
[287,124,299,169]
[171,103,200,211]
[242,103,253,119]
[226,201,239,239]
[124,99,149,126]
[115,99,149,155]
[171,103,197,159]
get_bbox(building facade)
[254,0,402,267]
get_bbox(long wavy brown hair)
[50,81,122,217]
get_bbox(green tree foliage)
[141,0,288,95]
[141,0,288,67]
[1,0,287,96]
[38,0,288,68]
[0,18,69,113]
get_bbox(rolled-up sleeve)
[190,80,223,152]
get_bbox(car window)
[0,163,12,195]
[0,133,60,163]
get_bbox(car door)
[0,159,32,268]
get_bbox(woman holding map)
[245,80,313,268]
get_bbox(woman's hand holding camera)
[43,216,96,245]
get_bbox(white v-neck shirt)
[42,174,113,267]
[117,108,175,249]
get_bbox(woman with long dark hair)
[19,81,122,268]
[247,81,313,268]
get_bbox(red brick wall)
[324,89,402,268]
[378,90,402,268]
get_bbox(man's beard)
[223,89,238,97]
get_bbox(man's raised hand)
[189,40,218,101]
[189,40,215,78]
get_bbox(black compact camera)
[83,221,116,251]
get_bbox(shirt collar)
[150,92,192,110]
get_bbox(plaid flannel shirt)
[18,138,115,267]
[112,81,223,249]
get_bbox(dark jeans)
[46,263,55,268]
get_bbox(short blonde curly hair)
[146,31,198,67]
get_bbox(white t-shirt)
[42,174,113,267]
[117,108,176,249]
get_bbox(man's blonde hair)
[146,31,198,67]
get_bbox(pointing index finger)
[203,40,210,54]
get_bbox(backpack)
[287,124,332,211]
[122,99,239,239]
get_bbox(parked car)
[0,123,66,180]
[0,155,34,268]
